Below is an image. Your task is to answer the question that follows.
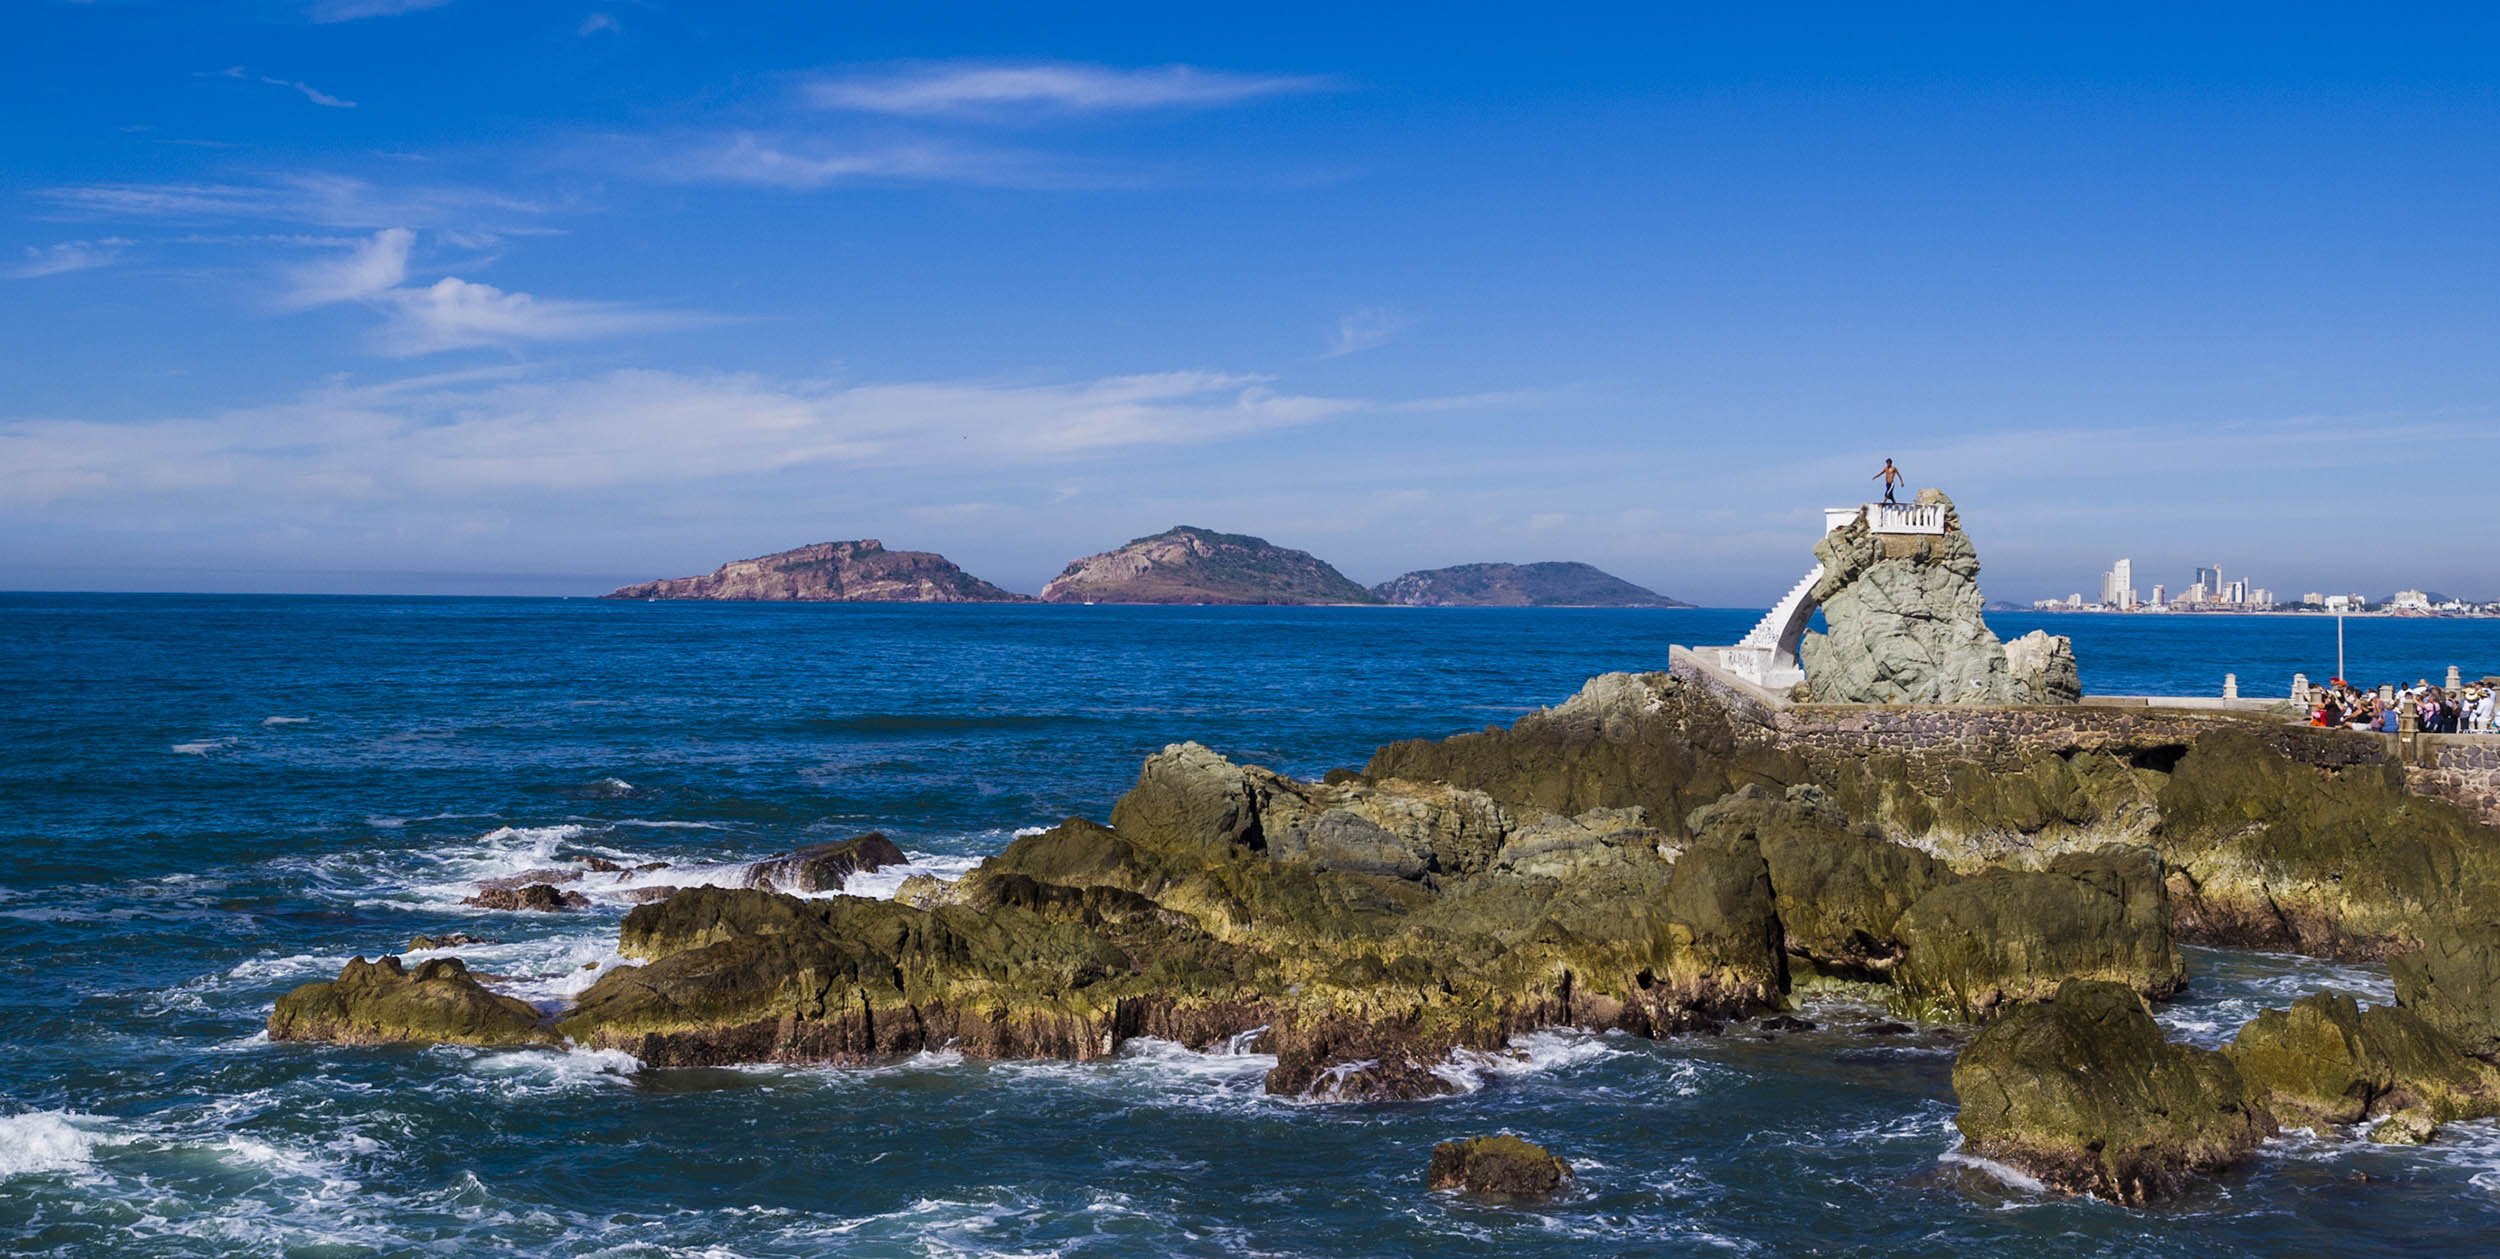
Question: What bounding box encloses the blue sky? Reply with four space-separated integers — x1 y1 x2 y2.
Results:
7 5 2499 602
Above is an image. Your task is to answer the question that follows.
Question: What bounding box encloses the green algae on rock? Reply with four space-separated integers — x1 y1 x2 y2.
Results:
1951 978 2269 1204
2227 990 2500 1141
268 955 552 1048
1426 1134 1574 1198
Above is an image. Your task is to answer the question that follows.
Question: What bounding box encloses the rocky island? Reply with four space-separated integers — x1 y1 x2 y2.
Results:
606 539 1025 603
1038 526 1379 605
273 490 2500 1210
1371 561 1690 607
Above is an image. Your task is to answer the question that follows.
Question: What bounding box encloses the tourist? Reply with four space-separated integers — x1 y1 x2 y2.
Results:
2476 687 2496 734
1873 458 1905 504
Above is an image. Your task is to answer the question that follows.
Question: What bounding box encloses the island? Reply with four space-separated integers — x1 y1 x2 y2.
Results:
605 539 1026 603
1371 561 1691 607
1037 526 1380 605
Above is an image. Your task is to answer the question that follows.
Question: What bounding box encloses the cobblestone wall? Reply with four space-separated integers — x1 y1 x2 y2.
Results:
2410 739 2500 827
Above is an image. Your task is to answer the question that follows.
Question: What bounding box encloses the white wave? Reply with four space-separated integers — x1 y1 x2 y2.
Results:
0 1111 111 1178
216 1135 348 1185
1013 825 1051 838
261 715 311 726
837 852 984 902
460 1045 641 1092
1431 1028 1631 1094
169 739 230 756
1938 1138 2049 1194
607 818 724 830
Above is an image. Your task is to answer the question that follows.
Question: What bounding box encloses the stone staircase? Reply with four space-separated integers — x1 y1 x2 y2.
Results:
1740 564 1825 650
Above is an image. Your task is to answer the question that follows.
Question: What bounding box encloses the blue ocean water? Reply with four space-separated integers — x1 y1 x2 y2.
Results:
5 594 2500 1256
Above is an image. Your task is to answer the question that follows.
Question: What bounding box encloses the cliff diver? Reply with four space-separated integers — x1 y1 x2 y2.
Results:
1874 458 1905 503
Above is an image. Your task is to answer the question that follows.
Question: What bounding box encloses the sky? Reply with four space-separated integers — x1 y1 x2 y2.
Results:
6 5 2500 604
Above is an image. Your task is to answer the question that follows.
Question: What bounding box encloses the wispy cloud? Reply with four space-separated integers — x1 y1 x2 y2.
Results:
578 13 619 35
1325 306 1410 357
680 132 1119 190
279 227 701 354
806 61 1338 118
214 66 356 109
0 367 1362 510
282 227 412 306
309 0 456 21
41 174 545 230
374 277 703 355
10 238 135 279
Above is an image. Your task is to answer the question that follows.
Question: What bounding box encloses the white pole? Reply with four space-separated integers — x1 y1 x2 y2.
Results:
2337 613 2346 682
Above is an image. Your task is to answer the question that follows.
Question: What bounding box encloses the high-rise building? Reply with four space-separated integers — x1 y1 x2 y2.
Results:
2194 564 2223 593
2150 583 2167 606
2102 558 2134 609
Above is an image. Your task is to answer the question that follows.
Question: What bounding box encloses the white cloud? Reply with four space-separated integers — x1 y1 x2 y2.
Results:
10 238 134 279
1325 306 1410 357
277 227 697 353
578 13 619 35
218 66 356 108
309 0 456 21
373 276 702 354
282 227 412 306
806 61 1337 117
0 367 1363 510
42 174 543 230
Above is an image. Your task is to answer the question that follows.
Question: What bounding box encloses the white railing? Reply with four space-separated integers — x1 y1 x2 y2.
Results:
1827 502 1947 535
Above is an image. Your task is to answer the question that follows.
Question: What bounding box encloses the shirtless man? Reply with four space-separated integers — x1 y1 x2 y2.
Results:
1874 458 1905 503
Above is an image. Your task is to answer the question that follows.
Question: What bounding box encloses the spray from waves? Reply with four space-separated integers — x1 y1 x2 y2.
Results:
2156 948 2394 1049
1430 1029 1635 1095
169 739 232 756
0 1111 112 1178
261 716 311 727
1936 1136 2050 1196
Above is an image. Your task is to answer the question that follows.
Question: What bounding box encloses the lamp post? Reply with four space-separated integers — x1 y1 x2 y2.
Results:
2337 612 2346 683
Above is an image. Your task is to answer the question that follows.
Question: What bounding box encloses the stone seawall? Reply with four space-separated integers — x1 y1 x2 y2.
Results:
1667 645 2375 771
2409 738 2500 827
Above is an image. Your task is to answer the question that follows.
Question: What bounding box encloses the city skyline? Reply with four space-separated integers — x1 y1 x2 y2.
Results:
8 10 2500 603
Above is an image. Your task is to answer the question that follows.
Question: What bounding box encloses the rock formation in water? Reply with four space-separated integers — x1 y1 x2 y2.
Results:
1370 562 1691 608
1038 527 1379 605
1426 1135 1573 1198
268 956 552 1048
607 540 1026 602
1950 978 2269 1204
742 833 907 894
2227 990 2500 1143
1797 491 2079 705
264 657 2500 1208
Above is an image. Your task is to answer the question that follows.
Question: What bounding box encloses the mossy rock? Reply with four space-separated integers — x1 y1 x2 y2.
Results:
2391 918 2500 1056
1894 848 2181 1021
268 956 552 1048
1426 1135 1573 1198
2229 990 2500 1137
1952 978 2269 1204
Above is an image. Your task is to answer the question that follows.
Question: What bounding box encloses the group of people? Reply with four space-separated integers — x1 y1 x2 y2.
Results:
2309 678 2498 733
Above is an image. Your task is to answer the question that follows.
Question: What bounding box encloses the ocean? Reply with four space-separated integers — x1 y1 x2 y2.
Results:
5 594 2499 1256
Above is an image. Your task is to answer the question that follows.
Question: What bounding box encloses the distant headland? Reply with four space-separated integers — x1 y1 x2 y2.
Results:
606 527 1689 607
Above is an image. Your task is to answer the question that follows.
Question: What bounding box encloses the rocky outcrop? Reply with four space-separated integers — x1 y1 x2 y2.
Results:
2227 991 2500 1142
743 833 908 894
1039 527 1379 605
268 956 552 1048
1890 848 2182 1021
1951 979 2269 1203
607 540 1026 602
1371 562 1690 608
464 883 590 912
2390 919 2500 1054
2158 729 2500 959
1427 1135 1573 1198
1797 491 2078 705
